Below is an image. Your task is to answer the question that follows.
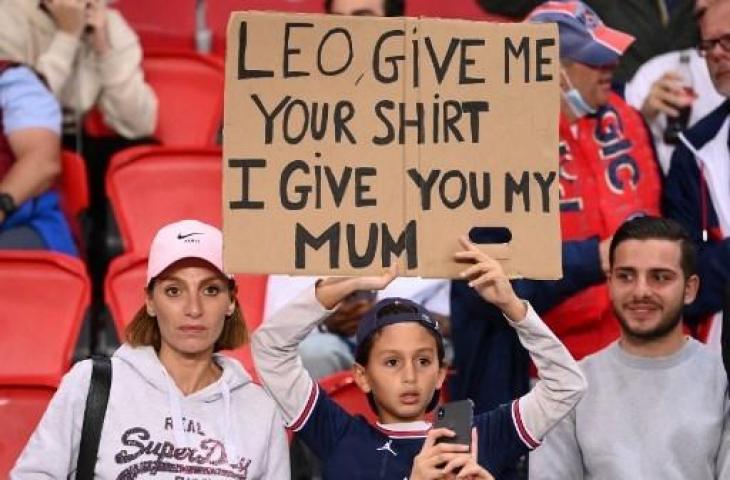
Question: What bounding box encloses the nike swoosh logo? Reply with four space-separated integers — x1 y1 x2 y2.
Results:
177 232 203 239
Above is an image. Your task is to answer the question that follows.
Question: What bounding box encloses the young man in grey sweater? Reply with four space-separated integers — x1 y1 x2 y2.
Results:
530 216 730 479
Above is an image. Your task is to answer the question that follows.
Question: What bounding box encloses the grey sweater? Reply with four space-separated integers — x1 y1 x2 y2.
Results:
529 339 730 480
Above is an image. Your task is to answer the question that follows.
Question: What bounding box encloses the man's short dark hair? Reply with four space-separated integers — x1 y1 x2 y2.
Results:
609 216 698 277
324 0 405 16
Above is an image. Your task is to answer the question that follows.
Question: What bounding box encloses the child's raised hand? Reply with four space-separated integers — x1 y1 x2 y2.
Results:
454 236 526 321
314 264 397 309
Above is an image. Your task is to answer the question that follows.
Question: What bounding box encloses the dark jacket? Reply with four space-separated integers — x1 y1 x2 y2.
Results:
663 100 730 321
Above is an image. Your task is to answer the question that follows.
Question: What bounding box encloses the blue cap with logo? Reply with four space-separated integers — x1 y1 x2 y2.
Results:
355 297 443 358
527 1 635 67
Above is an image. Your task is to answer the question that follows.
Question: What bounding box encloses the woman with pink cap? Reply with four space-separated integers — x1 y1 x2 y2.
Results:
12 219 289 479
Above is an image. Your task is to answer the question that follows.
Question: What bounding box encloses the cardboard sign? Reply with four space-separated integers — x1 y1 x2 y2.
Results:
223 12 561 279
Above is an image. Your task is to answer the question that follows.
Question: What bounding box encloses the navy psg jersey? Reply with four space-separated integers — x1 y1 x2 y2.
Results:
291 383 535 479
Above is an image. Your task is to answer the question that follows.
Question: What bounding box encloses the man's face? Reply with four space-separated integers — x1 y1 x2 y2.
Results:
701 1 730 97
329 0 385 16
562 61 616 111
609 239 698 342
695 0 711 16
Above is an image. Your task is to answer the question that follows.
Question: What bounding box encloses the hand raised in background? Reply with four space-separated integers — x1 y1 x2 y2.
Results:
85 0 111 55
43 0 86 37
640 71 695 121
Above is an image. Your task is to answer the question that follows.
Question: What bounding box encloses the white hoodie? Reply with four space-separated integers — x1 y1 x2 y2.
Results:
11 344 289 479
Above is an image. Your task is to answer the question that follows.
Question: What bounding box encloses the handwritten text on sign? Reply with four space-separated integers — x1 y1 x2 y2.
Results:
223 13 561 279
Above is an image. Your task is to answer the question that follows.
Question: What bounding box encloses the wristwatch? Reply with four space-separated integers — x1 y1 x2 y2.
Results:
0 192 17 218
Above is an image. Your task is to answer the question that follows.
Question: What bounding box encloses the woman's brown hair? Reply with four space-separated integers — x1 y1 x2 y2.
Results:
125 278 248 351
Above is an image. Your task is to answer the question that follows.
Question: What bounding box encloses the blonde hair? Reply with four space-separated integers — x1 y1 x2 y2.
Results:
125 280 248 351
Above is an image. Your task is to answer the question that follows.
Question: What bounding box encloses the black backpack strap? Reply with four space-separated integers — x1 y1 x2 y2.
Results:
76 356 112 480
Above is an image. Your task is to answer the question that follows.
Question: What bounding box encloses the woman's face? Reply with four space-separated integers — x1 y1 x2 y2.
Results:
146 258 234 359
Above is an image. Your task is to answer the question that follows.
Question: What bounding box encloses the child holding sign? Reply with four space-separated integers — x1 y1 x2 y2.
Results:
252 237 586 479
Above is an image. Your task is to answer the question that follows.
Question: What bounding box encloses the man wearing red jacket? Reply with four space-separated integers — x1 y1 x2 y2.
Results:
540 0 663 360
450 1 663 429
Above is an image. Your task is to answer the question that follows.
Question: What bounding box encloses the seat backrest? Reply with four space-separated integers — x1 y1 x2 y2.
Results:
83 50 223 143
105 253 268 374
0 252 90 388
144 50 224 146
319 371 379 424
59 150 89 219
106 145 222 254
114 0 197 51
319 369 452 425
58 150 89 249
0 387 56 478
105 254 147 337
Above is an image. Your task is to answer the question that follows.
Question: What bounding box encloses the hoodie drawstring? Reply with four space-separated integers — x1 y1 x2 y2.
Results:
220 380 239 463
162 369 190 448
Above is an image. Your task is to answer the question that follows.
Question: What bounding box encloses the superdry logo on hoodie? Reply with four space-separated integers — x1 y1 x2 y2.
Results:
114 427 252 479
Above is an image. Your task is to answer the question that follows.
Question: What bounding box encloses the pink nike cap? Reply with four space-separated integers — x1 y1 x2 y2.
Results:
146 219 225 286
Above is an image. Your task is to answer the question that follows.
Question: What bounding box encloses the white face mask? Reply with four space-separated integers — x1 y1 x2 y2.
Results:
560 69 597 118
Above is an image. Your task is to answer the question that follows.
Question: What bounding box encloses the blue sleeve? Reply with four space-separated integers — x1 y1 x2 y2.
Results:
663 142 730 319
294 383 357 462
512 238 604 314
0 66 60 135
475 402 530 475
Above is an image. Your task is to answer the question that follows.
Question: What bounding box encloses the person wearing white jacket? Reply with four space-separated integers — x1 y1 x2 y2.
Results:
12 219 289 479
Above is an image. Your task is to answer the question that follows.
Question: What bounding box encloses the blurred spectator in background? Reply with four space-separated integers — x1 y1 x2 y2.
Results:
0 0 157 140
625 0 725 174
0 0 159 319
664 0 730 349
325 0 404 16
0 61 76 256
530 216 730 479
450 0 661 425
474 0 699 84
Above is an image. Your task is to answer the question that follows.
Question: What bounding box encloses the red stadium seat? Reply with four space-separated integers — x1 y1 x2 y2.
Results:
221 273 268 376
114 0 197 51
143 50 224 146
0 251 90 388
0 388 55 477
106 146 222 254
208 0 324 56
105 253 268 375
59 150 89 220
58 150 89 249
319 370 379 424
105 254 147 335
84 51 224 146
319 369 452 425
0 251 90 476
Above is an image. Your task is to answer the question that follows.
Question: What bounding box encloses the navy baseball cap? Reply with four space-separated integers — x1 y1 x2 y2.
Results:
527 1 635 67
355 297 443 358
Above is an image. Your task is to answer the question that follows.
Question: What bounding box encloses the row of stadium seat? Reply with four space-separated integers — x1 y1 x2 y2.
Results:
84 50 224 147
114 0 510 54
